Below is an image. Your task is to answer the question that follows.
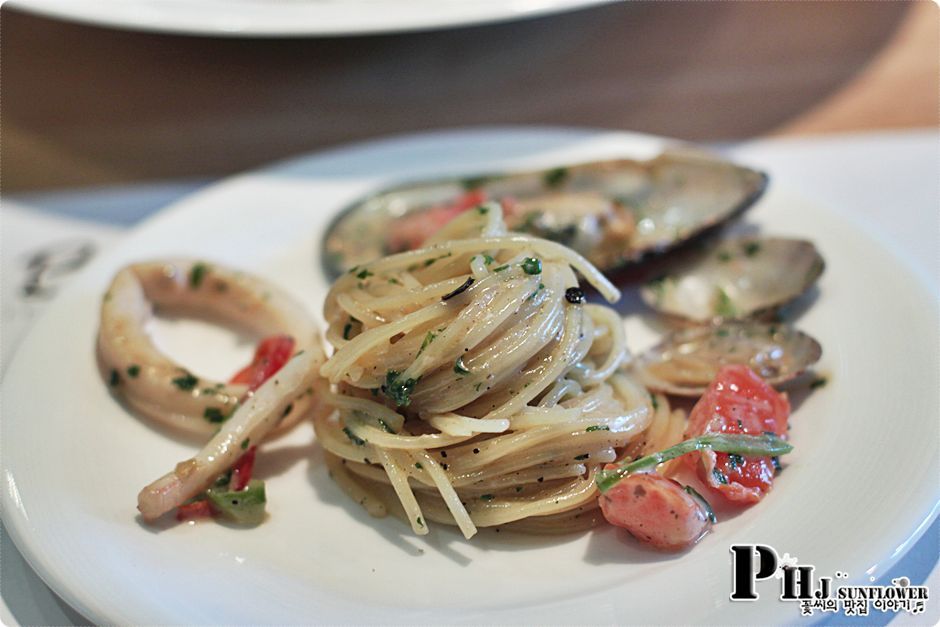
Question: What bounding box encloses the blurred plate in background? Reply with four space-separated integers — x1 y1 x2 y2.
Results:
8 0 617 36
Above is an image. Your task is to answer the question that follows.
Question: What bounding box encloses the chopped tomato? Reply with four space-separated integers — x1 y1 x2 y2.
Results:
176 499 214 521
684 364 790 504
386 190 487 253
230 335 295 392
229 446 257 491
599 470 712 551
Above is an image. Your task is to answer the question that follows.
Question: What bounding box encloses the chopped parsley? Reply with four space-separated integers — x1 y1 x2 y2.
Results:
493 264 510 273
342 317 359 340
203 407 228 423
717 251 733 262
419 331 437 354
714 287 737 318
684 486 717 523
476 204 490 215
189 263 209 289
650 393 659 410
342 426 366 446
453 356 471 375
416 516 425 527
520 210 542 232
645 275 669 301
172 372 199 391
482 254 495 266
810 376 828 389
415 462 424 470
521 257 542 275
712 468 729 485
422 253 452 268
377 418 396 434
480 494 495 502
109 369 121 387
743 241 762 257
382 370 419 407
526 282 546 301
585 425 610 432
356 268 373 280
241 438 250 450
126 364 141 378
461 176 488 190
727 453 744 471
544 167 569 188
716 328 730 338
574 453 590 461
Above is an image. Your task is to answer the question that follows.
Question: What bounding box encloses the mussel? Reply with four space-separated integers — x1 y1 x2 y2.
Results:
321 149 767 278
635 322 822 396
640 236 824 324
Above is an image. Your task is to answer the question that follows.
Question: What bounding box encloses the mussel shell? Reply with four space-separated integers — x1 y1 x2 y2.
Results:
640 236 824 324
635 322 823 397
320 149 767 279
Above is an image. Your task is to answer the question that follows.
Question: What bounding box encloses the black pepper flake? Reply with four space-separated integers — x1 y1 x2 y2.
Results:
441 463 449 471
473 448 480 454
537 476 544 483
109 369 121 386
126 365 140 378
281 403 294 417
442 276 474 301
440 450 448 458
564 287 585 304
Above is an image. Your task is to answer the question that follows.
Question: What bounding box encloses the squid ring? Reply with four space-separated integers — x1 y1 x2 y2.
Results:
98 260 323 438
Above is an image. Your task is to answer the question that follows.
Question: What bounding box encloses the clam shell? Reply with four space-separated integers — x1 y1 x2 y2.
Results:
321 149 767 278
640 236 824 324
635 322 823 397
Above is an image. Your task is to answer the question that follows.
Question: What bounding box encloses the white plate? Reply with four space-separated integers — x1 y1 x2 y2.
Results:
2 128 938 625
9 0 615 36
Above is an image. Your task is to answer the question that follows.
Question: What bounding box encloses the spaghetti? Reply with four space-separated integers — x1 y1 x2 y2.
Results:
316 203 656 538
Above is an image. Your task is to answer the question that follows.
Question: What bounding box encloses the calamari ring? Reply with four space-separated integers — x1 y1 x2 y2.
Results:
98 260 323 438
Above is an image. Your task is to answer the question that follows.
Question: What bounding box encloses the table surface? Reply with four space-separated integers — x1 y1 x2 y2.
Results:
2 1 937 191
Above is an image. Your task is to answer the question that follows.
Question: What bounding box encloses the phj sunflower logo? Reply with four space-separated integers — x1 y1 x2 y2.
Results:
729 544 929 617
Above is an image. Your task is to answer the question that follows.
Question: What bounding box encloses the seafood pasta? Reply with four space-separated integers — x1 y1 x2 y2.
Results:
317 203 658 538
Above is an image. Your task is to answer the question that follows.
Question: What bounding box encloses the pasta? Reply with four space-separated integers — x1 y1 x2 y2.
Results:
316 203 656 538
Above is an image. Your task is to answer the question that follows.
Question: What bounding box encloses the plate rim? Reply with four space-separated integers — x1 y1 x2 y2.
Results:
8 0 619 37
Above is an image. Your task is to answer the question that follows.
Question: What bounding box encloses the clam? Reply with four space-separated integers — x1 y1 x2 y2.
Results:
640 236 824 324
635 322 822 396
321 149 767 278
